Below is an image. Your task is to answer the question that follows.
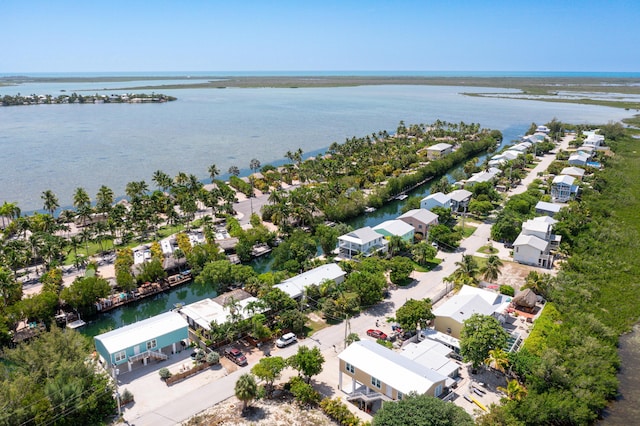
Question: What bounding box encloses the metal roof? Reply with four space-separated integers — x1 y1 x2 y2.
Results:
513 234 549 251
275 263 345 299
398 208 439 225
94 311 188 355
373 220 414 237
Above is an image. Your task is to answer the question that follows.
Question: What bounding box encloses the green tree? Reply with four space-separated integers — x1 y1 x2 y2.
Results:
460 314 509 369
342 270 386 307
388 256 415 285
372 393 474 426
251 356 286 395
411 242 437 266
484 348 510 374
395 298 434 331
287 345 325 383
234 373 258 412
41 189 59 216
480 255 503 282
60 276 110 314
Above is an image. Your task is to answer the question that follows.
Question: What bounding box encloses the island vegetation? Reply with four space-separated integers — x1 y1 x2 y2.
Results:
1 92 176 106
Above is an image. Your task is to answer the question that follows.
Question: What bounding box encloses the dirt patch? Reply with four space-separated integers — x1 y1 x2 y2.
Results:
492 261 538 291
182 396 334 426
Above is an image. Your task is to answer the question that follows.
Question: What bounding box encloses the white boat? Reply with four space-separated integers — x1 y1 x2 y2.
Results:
364 207 377 213
395 194 408 201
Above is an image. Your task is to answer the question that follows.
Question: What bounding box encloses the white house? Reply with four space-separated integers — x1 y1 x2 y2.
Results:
568 151 590 166
425 143 453 160
448 189 473 212
535 201 562 217
432 285 510 339
397 208 439 238
275 263 346 300
338 227 389 260
465 168 501 187
583 131 605 148
401 339 461 379
420 192 451 211
179 290 265 332
560 166 585 180
536 125 550 134
373 220 415 242
522 216 561 249
551 175 578 202
338 340 449 403
513 234 553 268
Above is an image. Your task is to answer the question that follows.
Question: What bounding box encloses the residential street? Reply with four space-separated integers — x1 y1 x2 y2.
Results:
126 135 574 425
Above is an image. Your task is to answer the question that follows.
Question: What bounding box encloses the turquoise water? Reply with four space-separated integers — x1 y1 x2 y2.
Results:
0 82 631 212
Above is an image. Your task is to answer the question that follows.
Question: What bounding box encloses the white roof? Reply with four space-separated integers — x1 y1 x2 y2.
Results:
339 226 382 244
275 263 345 299
423 192 450 205
180 296 263 330
427 143 453 151
433 285 508 324
522 218 551 235
535 201 562 213
398 208 439 225
95 311 188 354
401 339 459 378
513 234 549 251
338 340 447 394
466 170 498 184
503 150 521 160
569 152 590 161
532 215 558 225
561 166 585 177
458 284 502 305
420 329 460 350
448 189 472 202
552 175 576 186
373 220 414 237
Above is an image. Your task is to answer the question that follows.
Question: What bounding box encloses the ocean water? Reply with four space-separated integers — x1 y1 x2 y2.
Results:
0 80 632 212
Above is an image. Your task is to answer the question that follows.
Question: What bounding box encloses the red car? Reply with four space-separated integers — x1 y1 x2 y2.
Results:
224 347 248 366
367 329 388 340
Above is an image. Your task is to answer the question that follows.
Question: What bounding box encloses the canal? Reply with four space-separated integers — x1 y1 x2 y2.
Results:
81 124 526 338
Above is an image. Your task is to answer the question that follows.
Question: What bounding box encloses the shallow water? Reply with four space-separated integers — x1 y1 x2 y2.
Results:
0 83 630 212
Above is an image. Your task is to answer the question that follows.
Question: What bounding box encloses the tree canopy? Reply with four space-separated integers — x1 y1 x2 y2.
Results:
372 393 474 426
460 314 509 369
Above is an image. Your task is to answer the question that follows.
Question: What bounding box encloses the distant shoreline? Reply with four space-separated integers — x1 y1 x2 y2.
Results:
3 75 639 109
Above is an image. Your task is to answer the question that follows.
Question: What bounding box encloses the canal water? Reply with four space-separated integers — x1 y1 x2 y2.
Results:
81 124 524 338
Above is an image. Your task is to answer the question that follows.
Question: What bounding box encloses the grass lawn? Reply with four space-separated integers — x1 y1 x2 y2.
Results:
477 244 499 255
305 313 331 336
455 224 477 238
411 258 442 272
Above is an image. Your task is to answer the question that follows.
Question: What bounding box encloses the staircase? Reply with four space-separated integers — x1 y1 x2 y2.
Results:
346 391 390 403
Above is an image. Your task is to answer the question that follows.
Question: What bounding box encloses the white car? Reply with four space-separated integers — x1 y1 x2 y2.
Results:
276 332 297 348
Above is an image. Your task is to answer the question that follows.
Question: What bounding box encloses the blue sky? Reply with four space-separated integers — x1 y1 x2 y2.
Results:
3 0 639 73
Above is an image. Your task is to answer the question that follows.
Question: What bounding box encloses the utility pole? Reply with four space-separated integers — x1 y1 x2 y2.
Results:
112 366 121 418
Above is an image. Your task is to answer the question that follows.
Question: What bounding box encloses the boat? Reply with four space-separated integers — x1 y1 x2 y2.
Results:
395 194 408 201
364 207 377 213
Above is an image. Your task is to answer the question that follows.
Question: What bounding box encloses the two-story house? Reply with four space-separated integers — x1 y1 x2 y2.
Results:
337 226 389 260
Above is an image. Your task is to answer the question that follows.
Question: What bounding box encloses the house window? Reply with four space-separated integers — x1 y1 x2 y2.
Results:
418 224 423 229
397 391 404 400
114 350 126 362
371 377 381 388
434 384 443 397
345 363 355 374
146 339 157 350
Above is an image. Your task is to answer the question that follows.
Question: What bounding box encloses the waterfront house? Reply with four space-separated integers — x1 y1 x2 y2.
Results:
522 216 561 249
551 175 578 202
583 131 605 148
536 125 550 134
94 311 189 372
432 285 510 339
338 340 449 406
373 219 415 242
448 189 473 212
465 168 501 188
338 227 389 260
274 263 346 300
397 208 439 239
425 143 453 160
420 192 451 211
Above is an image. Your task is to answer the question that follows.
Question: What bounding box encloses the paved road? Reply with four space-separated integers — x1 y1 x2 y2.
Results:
126 136 575 424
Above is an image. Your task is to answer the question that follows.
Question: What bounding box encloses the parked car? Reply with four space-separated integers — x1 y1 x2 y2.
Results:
224 347 248 366
366 329 388 340
276 332 297 348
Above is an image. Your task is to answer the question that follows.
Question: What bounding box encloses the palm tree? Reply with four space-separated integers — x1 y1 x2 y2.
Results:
41 189 59 217
0 201 21 228
208 163 220 182
228 165 240 177
95 185 114 215
235 373 258 412
387 235 406 257
73 187 91 211
484 348 509 374
497 379 527 401
480 255 504 282
152 169 173 192
249 159 261 215
452 254 479 287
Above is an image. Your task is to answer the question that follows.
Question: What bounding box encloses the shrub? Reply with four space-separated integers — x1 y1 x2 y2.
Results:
206 351 220 365
159 368 172 380
500 285 515 296
320 397 362 426
120 388 134 404
289 376 321 406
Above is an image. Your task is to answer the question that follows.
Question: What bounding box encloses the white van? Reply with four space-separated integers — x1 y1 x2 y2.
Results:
276 332 297 348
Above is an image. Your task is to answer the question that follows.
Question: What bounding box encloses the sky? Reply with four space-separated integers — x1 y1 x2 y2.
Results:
2 0 639 73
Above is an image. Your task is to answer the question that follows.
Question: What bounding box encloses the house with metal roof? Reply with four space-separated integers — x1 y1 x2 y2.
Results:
420 192 451 211
465 168 501 187
560 166 585 180
275 263 345 300
513 234 552 268
551 174 578 202
373 219 415 242
397 208 439 238
94 311 189 372
535 201 562 217
432 285 510 339
338 340 449 405
448 189 473 212
401 339 461 380
522 216 561 249
179 290 264 332
337 227 389 260
425 143 453 160
568 151 591 166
